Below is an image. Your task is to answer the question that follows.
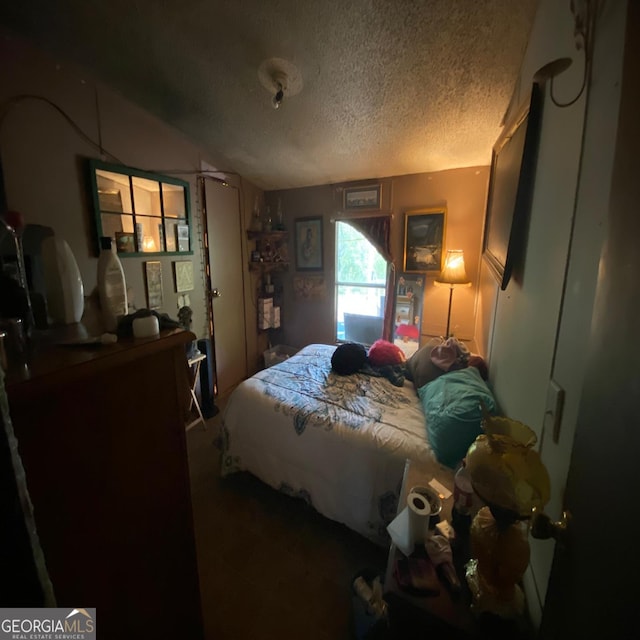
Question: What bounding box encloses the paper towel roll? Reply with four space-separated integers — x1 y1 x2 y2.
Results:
387 489 439 555
407 491 432 545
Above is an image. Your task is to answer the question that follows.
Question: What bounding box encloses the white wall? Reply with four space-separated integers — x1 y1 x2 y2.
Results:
0 29 235 338
477 0 627 623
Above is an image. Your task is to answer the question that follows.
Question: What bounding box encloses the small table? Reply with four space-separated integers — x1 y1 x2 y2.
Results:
186 352 207 431
383 460 532 639
384 459 476 638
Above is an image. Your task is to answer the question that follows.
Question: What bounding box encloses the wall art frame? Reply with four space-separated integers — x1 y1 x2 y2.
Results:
482 82 543 290
294 217 323 271
343 184 382 211
403 207 446 274
174 260 194 293
144 260 163 309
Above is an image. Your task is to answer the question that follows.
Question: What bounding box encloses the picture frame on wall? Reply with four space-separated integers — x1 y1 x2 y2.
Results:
174 260 194 293
343 184 382 211
294 217 323 271
403 207 446 273
144 260 163 309
483 83 543 290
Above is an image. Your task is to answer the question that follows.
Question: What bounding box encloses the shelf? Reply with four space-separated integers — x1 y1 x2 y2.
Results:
248 261 289 272
247 230 288 240
247 229 289 269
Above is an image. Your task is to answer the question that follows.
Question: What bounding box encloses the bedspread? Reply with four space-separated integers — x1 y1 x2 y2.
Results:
221 343 451 545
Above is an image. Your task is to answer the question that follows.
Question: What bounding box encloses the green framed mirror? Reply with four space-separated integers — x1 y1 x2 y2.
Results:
88 159 192 257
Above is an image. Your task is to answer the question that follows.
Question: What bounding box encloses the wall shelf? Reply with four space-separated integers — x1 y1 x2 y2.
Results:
248 261 289 272
247 229 289 272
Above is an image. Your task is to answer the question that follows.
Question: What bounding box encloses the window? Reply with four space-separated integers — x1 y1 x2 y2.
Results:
88 159 191 256
335 221 387 342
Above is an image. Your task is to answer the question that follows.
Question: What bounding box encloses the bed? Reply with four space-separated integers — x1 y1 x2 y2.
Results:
221 343 456 546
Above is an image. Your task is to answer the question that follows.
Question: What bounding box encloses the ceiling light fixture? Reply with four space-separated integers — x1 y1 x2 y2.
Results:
271 72 286 110
258 57 303 111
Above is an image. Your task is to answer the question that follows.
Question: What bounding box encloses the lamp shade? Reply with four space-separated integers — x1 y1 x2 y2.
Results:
436 249 470 285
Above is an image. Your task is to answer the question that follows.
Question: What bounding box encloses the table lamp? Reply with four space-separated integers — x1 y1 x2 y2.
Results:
435 249 471 337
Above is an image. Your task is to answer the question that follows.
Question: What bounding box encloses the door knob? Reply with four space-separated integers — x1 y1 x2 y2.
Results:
530 507 572 545
210 288 221 298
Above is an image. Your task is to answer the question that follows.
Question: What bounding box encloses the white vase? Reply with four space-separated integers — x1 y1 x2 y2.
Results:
41 236 85 325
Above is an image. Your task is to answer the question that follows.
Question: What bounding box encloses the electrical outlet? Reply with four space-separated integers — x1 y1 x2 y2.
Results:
544 379 565 444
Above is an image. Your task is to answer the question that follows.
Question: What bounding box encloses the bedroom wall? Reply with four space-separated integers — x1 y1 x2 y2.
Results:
476 0 628 623
265 166 489 354
0 29 260 342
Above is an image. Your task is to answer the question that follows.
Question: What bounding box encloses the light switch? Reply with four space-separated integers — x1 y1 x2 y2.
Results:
544 379 565 444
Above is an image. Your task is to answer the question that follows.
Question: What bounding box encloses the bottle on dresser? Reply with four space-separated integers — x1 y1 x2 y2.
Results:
97 236 128 332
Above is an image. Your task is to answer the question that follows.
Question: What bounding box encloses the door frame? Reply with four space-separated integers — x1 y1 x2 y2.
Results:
199 175 249 397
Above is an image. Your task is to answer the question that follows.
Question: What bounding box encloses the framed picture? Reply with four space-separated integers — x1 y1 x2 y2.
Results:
174 260 194 292
176 224 190 252
343 184 382 211
295 217 323 271
483 83 543 290
403 207 446 274
144 261 163 309
115 231 135 253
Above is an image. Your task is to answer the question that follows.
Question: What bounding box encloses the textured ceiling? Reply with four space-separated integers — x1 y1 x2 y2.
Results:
1 0 538 190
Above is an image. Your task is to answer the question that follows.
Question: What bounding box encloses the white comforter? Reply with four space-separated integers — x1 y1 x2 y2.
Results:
221 343 448 545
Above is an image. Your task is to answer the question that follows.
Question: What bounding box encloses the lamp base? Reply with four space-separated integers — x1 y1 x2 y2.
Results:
465 559 525 619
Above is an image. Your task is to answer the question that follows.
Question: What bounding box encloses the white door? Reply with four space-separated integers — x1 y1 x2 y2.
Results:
203 178 247 397
539 9 636 633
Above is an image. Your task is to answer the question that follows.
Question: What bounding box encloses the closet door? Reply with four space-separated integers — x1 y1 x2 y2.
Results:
203 178 247 396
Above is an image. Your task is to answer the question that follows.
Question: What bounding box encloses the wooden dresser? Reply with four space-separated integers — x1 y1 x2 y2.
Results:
5 328 204 639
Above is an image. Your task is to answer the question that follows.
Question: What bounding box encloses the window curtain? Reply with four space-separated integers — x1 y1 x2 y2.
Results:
342 216 395 341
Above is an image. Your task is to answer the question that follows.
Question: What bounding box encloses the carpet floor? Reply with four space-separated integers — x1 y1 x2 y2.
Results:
186 397 388 640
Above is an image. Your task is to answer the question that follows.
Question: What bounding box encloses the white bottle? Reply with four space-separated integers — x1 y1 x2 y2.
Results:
97 236 128 332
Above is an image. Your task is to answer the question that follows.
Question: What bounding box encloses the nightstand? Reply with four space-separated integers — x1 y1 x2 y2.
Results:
383 460 531 639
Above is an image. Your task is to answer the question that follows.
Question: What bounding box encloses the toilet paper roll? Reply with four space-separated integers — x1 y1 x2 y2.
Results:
132 314 160 338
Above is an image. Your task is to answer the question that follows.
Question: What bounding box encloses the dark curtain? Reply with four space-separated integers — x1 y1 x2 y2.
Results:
342 216 395 341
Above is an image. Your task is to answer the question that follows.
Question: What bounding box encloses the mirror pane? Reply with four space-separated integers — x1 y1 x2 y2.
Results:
132 177 162 217
134 216 162 252
162 183 186 218
393 273 425 358
101 212 131 241
96 170 132 213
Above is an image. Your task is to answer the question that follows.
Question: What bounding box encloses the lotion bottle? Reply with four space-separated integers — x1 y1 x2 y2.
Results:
97 236 128 332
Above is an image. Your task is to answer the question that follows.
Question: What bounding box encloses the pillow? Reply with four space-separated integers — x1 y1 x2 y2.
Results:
418 366 497 469
430 337 470 372
405 337 445 390
368 339 406 367
331 342 367 375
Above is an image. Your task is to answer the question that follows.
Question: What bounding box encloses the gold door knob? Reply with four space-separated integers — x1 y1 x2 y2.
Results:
530 507 572 545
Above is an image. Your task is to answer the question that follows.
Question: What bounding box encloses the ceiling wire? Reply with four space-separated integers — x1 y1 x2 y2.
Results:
0 94 242 182
0 94 124 164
